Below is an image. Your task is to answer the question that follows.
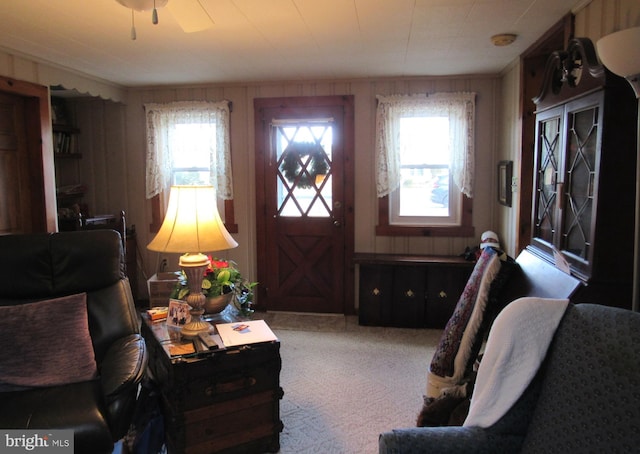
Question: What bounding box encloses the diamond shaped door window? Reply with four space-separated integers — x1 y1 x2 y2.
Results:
275 123 333 217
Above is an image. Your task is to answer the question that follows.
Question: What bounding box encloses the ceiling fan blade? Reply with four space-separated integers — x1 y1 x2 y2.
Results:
167 0 214 33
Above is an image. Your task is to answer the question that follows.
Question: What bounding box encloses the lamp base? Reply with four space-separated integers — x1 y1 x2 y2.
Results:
178 253 211 338
181 315 212 338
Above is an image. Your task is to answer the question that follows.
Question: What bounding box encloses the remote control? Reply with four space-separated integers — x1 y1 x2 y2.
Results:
198 331 222 350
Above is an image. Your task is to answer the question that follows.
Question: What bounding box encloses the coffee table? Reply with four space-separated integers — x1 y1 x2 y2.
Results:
140 309 283 454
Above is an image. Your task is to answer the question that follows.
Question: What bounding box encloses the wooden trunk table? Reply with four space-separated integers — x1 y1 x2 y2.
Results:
141 313 283 454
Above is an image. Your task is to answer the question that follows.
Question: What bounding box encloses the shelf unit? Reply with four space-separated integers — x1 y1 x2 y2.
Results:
51 97 86 224
52 123 81 157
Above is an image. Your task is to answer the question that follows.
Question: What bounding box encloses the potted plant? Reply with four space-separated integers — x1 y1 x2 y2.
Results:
171 256 257 316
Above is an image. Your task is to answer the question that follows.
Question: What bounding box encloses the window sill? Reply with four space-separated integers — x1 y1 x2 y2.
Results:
375 224 475 237
376 194 474 237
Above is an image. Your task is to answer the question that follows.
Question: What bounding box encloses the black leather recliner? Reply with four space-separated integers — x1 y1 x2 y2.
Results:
0 230 147 454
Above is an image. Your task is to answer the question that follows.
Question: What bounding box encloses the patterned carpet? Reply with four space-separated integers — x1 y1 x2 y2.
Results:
261 313 442 454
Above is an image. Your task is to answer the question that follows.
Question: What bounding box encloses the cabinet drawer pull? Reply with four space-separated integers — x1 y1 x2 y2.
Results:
405 289 415 298
372 287 380 296
439 290 447 298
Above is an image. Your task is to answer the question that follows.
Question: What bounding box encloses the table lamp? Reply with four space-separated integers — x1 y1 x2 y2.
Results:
148 185 238 337
597 27 640 312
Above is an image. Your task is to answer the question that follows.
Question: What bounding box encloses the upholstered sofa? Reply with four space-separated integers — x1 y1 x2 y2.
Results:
0 230 147 454
379 301 640 453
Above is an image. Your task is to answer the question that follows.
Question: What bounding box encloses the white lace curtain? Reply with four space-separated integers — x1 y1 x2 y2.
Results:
144 100 233 200
375 92 476 198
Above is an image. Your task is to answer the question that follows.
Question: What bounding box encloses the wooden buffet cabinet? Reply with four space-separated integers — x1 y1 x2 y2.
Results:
530 38 638 309
355 253 474 328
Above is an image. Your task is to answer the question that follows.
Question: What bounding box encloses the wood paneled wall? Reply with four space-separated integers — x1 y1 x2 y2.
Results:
124 76 501 298
2 0 638 305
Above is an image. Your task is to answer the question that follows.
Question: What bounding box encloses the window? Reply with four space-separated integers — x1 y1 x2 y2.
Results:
144 100 236 231
170 123 217 185
375 93 475 236
390 116 458 224
274 120 333 218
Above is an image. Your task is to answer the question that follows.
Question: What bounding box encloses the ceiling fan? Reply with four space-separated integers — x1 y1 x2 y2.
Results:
116 0 214 39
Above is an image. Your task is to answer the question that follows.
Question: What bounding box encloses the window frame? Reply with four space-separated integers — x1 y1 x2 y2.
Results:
376 194 473 236
145 101 237 233
375 92 475 237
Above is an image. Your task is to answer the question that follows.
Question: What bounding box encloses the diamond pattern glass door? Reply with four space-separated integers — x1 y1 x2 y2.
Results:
275 122 333 218
562 105 598 260
534 110 562 245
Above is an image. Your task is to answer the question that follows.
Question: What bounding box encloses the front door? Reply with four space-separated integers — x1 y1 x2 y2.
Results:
254 96 354 313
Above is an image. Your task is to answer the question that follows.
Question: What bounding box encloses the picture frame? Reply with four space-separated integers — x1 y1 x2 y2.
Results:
167 299 192 328
498 160 513 207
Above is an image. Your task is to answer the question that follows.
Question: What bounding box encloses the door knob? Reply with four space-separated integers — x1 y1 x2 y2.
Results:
333 220 341 227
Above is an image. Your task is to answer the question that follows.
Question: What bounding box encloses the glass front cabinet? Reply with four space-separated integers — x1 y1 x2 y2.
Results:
530 38 638 309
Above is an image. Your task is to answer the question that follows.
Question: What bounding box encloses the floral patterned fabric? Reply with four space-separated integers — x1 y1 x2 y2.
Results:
426 247 501 398
144 100 233 200
375 92 476 198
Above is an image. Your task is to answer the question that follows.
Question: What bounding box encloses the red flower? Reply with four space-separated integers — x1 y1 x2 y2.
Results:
203 256 229 277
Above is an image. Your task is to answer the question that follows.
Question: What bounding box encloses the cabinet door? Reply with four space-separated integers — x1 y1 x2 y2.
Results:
425 265 471 328
531 105 564 256
358 265 393 326
531 92 604 280
559 93 602 278
391 266 425 328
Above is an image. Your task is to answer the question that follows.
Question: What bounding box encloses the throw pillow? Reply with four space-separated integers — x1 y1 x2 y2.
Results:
0 293 98 391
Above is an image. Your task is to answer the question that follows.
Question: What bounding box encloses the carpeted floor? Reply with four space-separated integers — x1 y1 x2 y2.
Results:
261 312 442 454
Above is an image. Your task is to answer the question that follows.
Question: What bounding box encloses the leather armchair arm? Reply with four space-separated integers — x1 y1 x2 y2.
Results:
99 334 148 439
100 334 147 399
379 426 523 454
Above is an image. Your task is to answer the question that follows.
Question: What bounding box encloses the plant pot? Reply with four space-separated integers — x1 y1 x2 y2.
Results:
204 292 233 314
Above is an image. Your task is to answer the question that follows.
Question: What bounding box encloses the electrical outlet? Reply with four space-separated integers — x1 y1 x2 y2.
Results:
511 176 518 193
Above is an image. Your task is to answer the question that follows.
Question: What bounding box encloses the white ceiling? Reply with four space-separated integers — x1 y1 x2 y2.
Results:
0 0 581 88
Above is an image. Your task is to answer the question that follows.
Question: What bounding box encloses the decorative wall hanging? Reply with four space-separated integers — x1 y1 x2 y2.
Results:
498 160 512 207
279 142 329 189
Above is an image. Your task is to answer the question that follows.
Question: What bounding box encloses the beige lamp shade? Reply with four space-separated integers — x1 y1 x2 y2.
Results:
596 27 640 98
147 185 238 256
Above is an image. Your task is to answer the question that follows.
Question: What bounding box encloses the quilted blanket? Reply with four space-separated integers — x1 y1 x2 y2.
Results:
426 247 502 398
